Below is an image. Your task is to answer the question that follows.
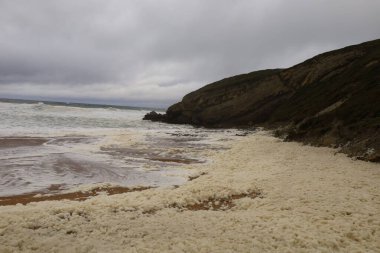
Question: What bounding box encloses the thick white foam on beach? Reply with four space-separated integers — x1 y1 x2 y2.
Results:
0 132 379 252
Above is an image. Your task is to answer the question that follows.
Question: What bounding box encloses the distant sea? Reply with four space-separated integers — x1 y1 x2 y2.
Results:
0 98 162 135
0 98 238 197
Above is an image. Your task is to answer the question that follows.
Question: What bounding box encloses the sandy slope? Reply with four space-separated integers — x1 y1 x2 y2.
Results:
0 132 379 253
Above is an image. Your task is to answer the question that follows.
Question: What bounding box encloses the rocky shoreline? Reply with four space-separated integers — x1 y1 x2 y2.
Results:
144 39 380 162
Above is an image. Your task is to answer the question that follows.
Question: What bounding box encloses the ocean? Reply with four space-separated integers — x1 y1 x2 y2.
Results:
0 99 241 197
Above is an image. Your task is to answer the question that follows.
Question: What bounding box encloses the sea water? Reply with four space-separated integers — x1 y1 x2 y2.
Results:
0 99 241 196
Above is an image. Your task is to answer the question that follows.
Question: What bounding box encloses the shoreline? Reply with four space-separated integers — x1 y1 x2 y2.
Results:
0 129 222 197
1 132 379 252
0 186 150 206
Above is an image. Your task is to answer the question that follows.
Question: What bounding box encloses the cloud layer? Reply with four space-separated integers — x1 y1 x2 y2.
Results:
1 0 380 107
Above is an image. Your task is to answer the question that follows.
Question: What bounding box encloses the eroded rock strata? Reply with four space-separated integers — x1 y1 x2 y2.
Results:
144 39 380 161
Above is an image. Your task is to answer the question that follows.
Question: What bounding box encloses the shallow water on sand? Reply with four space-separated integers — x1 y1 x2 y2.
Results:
0 101 245 196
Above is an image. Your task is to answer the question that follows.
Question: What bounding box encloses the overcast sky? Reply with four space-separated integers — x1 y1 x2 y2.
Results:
0 0 379 107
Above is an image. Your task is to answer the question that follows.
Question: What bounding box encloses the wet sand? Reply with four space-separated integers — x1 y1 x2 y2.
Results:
0 130 222 197
0 186 150 206
0 137 48 148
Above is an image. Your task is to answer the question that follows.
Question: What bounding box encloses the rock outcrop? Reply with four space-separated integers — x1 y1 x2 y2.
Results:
143 111 167 122
144 39 380 161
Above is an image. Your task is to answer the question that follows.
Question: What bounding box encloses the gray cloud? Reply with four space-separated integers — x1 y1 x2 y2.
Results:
0 0 379 107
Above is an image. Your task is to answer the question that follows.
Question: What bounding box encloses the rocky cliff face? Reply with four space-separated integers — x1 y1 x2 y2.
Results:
145 39 380 161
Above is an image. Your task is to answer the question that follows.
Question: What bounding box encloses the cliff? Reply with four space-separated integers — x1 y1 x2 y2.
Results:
144 39 380 161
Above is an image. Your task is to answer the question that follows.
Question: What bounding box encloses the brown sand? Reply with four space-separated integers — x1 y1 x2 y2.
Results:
149 156 201 164
0 186 150 206
0 137 48 148
171 190 262 211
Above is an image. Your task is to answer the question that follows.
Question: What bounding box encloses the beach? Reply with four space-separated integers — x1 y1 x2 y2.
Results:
1 132 379 252
1 2 379 252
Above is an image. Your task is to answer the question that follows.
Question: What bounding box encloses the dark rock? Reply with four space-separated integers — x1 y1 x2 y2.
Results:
144 39 380 162
143 111 167 122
